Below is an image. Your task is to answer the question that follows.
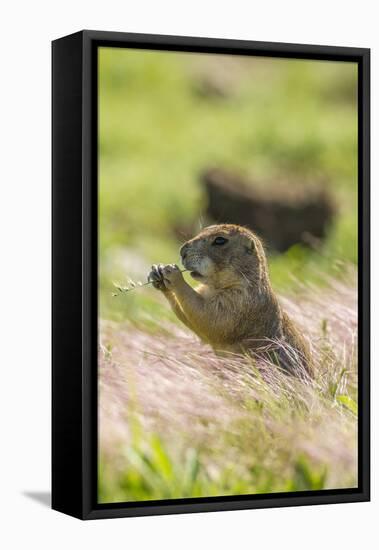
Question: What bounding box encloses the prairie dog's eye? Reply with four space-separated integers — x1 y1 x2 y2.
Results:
212 236 228 246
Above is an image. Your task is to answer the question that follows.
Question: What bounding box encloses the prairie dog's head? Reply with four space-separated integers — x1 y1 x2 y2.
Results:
180 224 269 289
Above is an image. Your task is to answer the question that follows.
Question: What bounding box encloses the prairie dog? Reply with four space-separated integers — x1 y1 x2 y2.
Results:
149 224 311 374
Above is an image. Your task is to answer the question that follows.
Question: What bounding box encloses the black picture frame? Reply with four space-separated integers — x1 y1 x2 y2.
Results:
52 30 370 520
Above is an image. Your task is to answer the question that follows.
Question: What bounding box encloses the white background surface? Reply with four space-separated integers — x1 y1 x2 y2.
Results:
0 1 376 548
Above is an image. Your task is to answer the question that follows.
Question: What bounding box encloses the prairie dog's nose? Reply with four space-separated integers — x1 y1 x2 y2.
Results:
180 243 189 260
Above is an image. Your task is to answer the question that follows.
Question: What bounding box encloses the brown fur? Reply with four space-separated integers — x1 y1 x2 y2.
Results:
149 224 312 375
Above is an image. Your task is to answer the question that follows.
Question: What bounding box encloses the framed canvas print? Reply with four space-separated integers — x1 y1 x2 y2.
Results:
52 30 370 520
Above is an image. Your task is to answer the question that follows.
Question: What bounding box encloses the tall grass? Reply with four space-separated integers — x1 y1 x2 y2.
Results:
98 276 357 503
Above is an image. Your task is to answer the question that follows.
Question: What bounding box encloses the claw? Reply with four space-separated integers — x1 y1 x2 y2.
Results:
149 264 166 290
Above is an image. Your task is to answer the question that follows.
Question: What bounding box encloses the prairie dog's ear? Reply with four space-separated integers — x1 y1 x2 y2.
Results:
244 235 256 254
249 234 266 264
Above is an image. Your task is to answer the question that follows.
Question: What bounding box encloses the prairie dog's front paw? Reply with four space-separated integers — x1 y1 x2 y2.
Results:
159 264 184 290
148 264 167 291
148 263 184 291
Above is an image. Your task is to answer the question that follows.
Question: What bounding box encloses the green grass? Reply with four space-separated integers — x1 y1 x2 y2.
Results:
99 434 330 502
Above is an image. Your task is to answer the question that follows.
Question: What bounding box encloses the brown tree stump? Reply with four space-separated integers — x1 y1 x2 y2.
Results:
199 168 336 253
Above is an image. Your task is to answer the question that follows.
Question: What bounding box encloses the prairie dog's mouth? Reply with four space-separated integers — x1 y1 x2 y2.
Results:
182 256 209 281
182 258 203 279
190 270 204 280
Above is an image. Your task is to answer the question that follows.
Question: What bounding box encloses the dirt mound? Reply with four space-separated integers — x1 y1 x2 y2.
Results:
200 168 336 252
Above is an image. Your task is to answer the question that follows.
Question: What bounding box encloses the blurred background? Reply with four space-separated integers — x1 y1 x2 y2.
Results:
99 47 358 323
